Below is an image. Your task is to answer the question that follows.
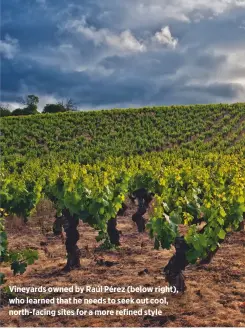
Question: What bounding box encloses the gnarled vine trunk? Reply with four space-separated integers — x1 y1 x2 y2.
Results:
199 248 219 265
132 212 146 232
117 203 128 216
239 219 245 231
62 209 81 271
107 218 120 246
131 188 154 233
106 204 127 246
53 215 63 236
163 237 189 292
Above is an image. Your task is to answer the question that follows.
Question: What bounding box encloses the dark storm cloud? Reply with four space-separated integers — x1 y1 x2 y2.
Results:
1 0 245 110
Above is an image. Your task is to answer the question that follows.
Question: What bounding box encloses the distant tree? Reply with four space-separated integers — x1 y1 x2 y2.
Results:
65 98 77 111
25 95 39 107
0 95 40 117
42 103 67 114
0 104 11 117
13 108 32 116
42 99 77 114
23 95 39 114
25 104 38 115
12 108 26 116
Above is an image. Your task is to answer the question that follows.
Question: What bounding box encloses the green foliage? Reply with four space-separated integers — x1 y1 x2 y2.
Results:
1 151 244 264
1 103 244 165
97 236 117 250
24 95 39 107
43 103 67 114
9 249 38 275
6 95 39 117
12 108 26 116
0 103 244 273
0 214 38 284
42 99 77 114
0 105 11 117
25 104 38 115
23 95 39 115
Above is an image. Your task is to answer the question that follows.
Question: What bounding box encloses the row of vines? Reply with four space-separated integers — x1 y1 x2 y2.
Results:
1 103 244 170
1 149 244 289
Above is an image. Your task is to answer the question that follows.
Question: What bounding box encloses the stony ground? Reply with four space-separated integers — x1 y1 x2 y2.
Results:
1 202 245 327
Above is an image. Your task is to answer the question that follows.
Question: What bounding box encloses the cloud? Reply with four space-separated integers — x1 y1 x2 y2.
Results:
0 34 19 59
153 26 178 48
0 101 23 111
1 0 245 109
64 19 147 54
136 0 245 22
92 0 245 31
37 94 61 110
64 19 178 54
106 30 146 53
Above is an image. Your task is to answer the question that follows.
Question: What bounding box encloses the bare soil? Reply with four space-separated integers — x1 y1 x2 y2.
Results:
1 203 245 327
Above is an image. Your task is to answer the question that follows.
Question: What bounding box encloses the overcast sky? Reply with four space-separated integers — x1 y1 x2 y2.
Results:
1 0 245 110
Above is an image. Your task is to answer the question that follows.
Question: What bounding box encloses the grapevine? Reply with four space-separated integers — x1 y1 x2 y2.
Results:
0 103 244 290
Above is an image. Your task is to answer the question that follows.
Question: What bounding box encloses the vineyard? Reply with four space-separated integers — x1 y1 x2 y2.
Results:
0 103 245 327
1 103 244 166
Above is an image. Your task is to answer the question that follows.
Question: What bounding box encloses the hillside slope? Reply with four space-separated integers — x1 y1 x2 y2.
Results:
1 103 244 167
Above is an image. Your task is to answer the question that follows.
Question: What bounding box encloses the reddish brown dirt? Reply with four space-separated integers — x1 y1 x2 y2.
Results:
1 204 245 327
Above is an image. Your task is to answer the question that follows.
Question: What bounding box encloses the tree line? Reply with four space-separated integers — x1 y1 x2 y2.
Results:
0 95 77 117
